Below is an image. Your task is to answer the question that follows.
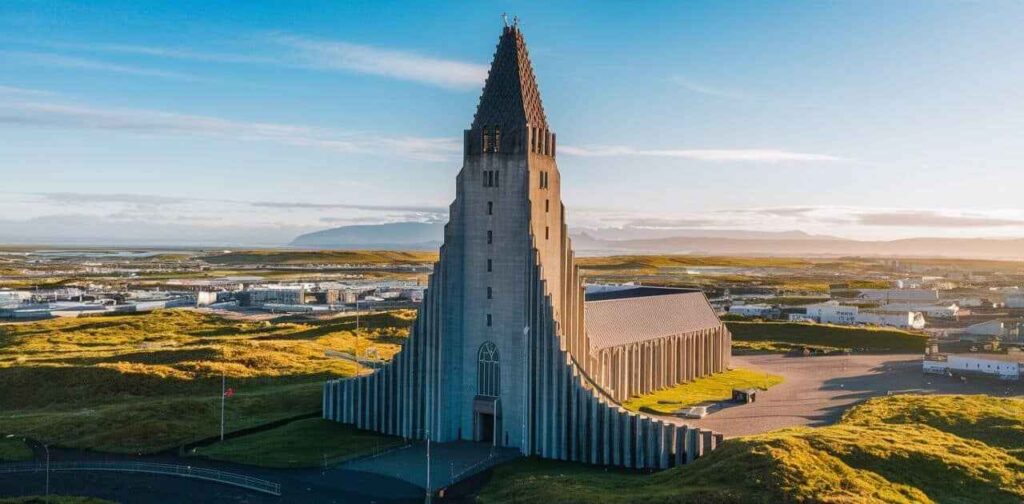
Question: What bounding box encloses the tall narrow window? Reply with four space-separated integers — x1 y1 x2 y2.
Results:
487 201 493 215
487 259 492 272
487 230 493 244
545 226 550 240
486 314 492 326
477 342 500 397
493 126 501 153
495 170 499 187
545 199 549 213
487 286 492 299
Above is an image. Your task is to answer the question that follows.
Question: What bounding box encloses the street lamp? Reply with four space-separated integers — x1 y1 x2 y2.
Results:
43 442 50 499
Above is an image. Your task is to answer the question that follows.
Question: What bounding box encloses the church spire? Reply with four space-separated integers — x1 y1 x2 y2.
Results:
471 23 548 131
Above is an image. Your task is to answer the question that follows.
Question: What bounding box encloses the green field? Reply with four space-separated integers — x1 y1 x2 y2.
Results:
0 437 32 462
727 321 929 354
623 369 783 415
202 250 437 266
476 394 1024 503
191 418 404 468
0 309 412 453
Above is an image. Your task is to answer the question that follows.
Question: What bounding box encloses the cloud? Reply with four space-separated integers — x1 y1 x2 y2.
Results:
856 211 1024 228
670 77 748 100
271 35 488 90
0 99 461 161
252 201 446 214
0 85 54 96
18 36 488 90
621 217 716 229
558 145 844 162
38 41 275 64
0 51 206 82
38 192 188 205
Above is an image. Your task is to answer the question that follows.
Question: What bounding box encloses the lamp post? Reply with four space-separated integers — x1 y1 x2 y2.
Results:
220 373 226 441
43 442 50 499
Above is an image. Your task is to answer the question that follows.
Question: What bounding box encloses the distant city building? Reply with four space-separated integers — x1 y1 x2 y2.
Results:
924 350 1023 380
323 24 729 470
237 287 305 307
879 302 959 319
856 310 926 330
803 301 858 325
728 304 776 318
1004 294 1024 309
858 289 939 303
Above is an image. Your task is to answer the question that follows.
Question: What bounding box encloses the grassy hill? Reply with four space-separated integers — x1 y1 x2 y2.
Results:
476 394 1024 503
727 321 929 354
623 368 783 415
202 250 437 266
0 309 412 453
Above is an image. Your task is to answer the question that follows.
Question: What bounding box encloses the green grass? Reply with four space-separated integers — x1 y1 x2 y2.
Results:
202 250 437 266
0 309 413 453
477 395 1024 504
0 498 116 504
0 436 32 462
731 339 845 355
727 321 928 354
191 418 404 468
623 369 783 415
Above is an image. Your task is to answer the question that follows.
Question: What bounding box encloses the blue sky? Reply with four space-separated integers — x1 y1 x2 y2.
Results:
2 0 1024 245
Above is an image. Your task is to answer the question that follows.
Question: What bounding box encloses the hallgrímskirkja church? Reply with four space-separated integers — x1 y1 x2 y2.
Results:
323 23 731 469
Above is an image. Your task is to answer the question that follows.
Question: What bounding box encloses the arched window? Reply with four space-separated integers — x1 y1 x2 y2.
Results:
478 341 500 397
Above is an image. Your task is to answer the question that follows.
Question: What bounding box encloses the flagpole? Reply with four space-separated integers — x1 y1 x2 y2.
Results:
220 372 226 442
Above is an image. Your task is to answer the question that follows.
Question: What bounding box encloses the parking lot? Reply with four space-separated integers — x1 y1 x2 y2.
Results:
674 353 1024 437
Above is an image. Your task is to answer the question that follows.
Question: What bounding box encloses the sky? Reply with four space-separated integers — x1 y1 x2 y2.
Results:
2 0 1024 246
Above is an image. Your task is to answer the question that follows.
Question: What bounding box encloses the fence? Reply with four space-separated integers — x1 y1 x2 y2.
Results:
0 461 281 496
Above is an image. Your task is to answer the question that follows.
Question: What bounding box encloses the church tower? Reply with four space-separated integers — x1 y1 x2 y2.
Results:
324 22 723 469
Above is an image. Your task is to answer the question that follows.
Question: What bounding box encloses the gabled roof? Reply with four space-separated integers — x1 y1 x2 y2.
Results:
585 290 723 350
471 25 548 130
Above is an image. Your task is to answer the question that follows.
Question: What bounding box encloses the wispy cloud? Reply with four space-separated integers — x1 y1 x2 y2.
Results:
559 145 844 162
670 76 748 100
270 35 488 90
0 85 54 96
252 201 446 214
38 41 275 64
856 210 1024 228
1 51 206 82
0 99 460 161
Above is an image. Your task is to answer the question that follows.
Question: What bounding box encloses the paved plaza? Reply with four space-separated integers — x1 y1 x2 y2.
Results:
666 353 1024 437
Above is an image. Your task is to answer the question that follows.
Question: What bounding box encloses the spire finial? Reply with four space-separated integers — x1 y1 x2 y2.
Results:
502 12 509 28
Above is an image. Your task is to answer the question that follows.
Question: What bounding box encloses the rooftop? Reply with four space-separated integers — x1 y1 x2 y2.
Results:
585 288 723 350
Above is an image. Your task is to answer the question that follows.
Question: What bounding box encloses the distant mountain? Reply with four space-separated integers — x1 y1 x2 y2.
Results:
290 222 1024 260
289 222 444 250
572 234 1024 260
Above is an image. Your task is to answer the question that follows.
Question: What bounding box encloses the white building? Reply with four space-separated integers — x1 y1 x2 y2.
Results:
928 352 1024 380
856 310 926 330
879 302 959 319
1005 294 1024 309
728 304 775 318
859 289 939 303
804 301 858 325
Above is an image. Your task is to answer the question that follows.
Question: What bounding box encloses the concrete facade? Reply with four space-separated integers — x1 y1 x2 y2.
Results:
323 24 728 469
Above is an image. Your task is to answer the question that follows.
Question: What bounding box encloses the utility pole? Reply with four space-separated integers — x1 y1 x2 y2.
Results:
220 373 226 441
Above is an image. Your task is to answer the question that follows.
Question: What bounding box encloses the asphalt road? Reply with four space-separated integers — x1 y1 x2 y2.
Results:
670 353 1024 437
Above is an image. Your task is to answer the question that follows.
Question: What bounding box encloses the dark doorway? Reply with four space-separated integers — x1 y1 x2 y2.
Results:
479 413 495 444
